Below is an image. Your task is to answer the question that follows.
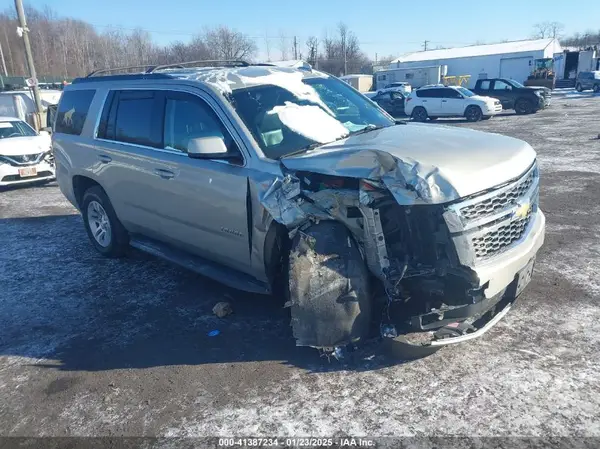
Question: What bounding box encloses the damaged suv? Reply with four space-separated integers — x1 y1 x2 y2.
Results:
53 62 545 353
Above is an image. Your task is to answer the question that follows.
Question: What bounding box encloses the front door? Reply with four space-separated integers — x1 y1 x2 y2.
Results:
440 88 465 115
146 90 252 274
490 79 515 109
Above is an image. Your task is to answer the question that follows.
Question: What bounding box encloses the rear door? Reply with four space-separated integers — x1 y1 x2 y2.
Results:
440 88 465 115
417 89 442 115
490 79 515 109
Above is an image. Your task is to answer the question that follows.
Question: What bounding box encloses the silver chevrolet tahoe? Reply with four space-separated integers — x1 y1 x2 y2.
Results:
53 61 545 353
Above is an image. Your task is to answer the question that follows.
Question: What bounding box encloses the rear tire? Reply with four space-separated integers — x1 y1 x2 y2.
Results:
287 222 372 349
515 98 533 115
594 84 600 93
411 106 428 122
465 105 483 122
576 83 583 92
82 186 129 257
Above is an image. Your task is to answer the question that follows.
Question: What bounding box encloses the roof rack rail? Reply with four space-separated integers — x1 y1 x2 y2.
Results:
87 65 157 77
146 60 250 73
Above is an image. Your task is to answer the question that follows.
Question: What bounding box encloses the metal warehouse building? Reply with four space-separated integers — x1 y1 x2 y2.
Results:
385 38 562 88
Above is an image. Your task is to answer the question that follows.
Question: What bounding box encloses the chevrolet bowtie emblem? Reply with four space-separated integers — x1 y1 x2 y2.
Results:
514 202 531 219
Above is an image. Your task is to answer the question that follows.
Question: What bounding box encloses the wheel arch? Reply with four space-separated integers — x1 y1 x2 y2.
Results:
72 175 103 210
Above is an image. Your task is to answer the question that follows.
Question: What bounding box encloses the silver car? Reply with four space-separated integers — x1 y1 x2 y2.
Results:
53 62 545 354
575 71 600 93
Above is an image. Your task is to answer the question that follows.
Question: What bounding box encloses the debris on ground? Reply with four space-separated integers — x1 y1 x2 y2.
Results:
212 301 233 318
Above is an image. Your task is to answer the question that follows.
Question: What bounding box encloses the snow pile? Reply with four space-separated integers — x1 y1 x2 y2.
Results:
269 102 348 144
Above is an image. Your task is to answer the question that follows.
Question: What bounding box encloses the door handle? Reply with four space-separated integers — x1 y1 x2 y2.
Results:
98 154 112 163
442 100 447 102
154 168 175 179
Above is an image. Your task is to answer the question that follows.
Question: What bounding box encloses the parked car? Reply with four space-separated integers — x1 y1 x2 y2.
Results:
368 90 406 116
575 71 600 93
405 86 502 122
471 78 551 114
0 117 54 186
378 82 412 95
53 63 545 353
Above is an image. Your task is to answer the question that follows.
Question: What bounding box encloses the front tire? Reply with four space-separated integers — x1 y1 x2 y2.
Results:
515 98 533 115
594 84 600 93
411 106 428 122
82 186 129 257
576 83 583 92
465 105 483 122
287 222 371 349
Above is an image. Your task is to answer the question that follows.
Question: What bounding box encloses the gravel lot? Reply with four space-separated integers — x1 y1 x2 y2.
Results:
1 90 599 440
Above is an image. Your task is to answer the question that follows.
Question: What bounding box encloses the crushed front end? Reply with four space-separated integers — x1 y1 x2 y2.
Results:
373 161 545 347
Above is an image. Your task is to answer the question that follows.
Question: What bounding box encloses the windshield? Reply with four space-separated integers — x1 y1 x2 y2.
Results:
0 120 37 139
229 76 394 159
456 87 475 97
508 80 524 88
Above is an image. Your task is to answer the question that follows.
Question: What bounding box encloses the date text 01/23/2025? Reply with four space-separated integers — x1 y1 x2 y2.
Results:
218 437 375 447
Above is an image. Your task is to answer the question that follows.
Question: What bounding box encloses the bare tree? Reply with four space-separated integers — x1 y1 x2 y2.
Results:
305 36 318 67
278 30 288 60
205 26 256 60
533 21 564 39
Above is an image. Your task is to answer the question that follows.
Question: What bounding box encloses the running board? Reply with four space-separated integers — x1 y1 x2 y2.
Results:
129 235 270 295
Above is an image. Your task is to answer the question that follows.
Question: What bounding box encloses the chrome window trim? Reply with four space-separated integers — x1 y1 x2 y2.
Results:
91 86 248 168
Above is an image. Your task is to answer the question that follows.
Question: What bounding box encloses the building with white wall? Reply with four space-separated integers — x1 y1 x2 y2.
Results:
385 39 562 88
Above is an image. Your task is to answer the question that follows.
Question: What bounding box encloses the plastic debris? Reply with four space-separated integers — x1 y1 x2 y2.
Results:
207 330 220 337
212 301 233 318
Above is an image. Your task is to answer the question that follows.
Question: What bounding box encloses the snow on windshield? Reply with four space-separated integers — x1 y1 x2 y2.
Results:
269 102 349 144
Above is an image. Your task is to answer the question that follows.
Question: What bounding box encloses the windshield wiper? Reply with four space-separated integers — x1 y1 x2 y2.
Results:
349 124 385 136
282 142 323 158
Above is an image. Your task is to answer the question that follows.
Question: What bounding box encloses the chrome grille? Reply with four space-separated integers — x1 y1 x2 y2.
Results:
460 168 535 222
472 208 532 259
0 153 44 166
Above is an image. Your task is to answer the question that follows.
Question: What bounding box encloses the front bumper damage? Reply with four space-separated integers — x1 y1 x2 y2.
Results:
257 148 545 352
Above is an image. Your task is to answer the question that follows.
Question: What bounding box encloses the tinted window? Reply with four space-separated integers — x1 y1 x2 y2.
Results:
164 93 235 155
55 89 95 135
416 89 432 98
493 80 512 91
113 91 157 147
478 80 491 90
441 88 462 98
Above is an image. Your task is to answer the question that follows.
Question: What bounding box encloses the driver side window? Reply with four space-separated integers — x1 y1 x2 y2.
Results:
163 92 237 159
493 81 512 91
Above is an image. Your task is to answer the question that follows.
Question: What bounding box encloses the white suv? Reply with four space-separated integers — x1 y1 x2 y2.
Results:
405 86 502 122
378 82 412 95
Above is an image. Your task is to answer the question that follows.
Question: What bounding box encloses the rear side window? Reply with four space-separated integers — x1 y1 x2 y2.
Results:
416 89 432 98
478 80 491 90
99 90 160 148
441 88 461 98
55 89 95 135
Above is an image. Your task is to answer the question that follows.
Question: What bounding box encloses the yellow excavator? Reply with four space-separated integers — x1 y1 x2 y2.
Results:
524 58 555 89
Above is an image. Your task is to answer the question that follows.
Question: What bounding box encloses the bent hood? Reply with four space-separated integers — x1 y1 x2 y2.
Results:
0 135 50 156
281 123 536 204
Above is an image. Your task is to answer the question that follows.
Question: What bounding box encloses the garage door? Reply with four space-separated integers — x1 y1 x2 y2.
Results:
499 57 533 84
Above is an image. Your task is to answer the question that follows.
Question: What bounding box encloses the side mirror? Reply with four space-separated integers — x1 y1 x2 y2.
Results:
187 135 229 159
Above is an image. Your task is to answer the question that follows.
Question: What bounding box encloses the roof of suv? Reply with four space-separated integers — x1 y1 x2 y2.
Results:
73 65 330 94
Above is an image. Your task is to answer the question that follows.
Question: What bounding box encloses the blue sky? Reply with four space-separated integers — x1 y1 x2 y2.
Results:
16 0 600 60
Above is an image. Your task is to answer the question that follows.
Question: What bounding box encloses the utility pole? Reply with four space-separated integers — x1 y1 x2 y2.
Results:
375 53 378 65
14 0 43 115
423 40 429 51
293 36 298 60
0 40 7 76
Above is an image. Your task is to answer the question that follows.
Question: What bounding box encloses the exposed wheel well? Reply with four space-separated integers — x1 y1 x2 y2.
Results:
72 176 102 209
263 220 291 295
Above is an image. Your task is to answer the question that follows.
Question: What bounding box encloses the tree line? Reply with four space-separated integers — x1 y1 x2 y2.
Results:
0 5 370 78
